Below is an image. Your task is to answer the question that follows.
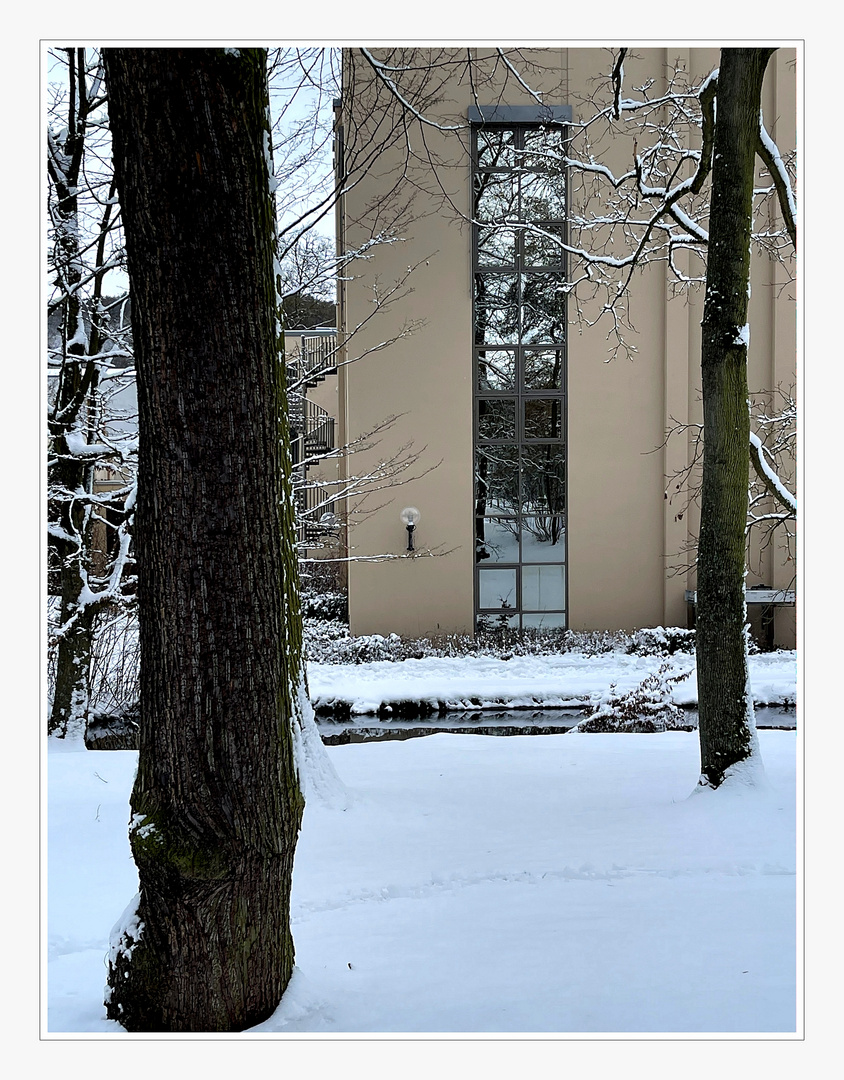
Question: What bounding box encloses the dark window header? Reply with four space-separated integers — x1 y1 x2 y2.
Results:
468 105 572 124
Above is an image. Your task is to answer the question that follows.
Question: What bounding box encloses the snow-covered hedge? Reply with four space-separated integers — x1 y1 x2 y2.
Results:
303 618 697 666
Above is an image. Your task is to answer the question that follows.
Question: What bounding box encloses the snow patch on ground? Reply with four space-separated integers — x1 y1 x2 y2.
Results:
47 728 797 1034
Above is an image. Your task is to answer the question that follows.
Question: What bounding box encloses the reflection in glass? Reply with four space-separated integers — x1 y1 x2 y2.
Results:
474 305 519 345
472 124 568 633
474 172 518 221
476 516 519 564
478 567 517 610
477 129 516 169
522 445 565 514
477 226 517 267
523 350 563 390
524 398 563 441
477 349 516 391
522 564 566 611
475 272 518 307
477 612 521 631
521 516 565 560
475 446 519 516
474 273 519 344
521 612 566 629
522 274 566 344
478 398 516 441
520 172 566 221
522 127 564 168
524 224 565 267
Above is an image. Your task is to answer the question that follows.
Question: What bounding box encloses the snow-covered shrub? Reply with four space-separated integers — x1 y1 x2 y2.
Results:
300 559 348 621
301 589 348 622
574 663 694 733
85 702 140 750
625 626 696 656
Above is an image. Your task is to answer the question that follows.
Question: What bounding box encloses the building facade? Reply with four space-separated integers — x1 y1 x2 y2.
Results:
330 47 797 644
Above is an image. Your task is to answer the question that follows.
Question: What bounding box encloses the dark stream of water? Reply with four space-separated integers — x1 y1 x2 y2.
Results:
316 706 796 745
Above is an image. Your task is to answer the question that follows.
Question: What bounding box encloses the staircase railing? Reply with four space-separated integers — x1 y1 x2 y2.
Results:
285 330 339 550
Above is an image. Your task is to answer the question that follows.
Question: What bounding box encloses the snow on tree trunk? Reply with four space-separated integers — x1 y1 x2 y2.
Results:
47 67 95 736
696 48 774 789
103 48 303 1032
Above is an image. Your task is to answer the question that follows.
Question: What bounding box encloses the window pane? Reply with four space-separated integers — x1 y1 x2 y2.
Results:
522 611 566 629
477 612 520 632
522 445 566 514
477 128 516 169
522 564 566 611
521 516 565 561
520 171 566 221
524 398 563 441
477 226 517 267
475 446 519 516
478 567 517 611
521 274 566 344
523 350 563 390
473 444 520 516
474 273 519 344
523 224 565 268
476 516 519 564
477 349 516 391
522 128 564 169
474 172 518 222
478 398 516 441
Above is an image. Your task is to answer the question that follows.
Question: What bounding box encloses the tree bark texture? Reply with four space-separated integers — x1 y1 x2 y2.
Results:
696 49 774 787
103 48 303 1031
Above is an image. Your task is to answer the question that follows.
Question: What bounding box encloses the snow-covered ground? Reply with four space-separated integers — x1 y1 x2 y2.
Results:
48 672 798 1034
308 649 796 715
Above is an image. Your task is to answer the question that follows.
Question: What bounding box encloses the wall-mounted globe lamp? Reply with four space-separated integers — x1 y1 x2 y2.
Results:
400 507 421 552
319 512 340 548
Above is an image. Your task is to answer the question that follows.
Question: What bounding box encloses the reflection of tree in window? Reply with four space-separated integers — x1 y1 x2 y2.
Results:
478 349 516 391
472 121 567 629
478 398 516 441
522 274 566 344
523 350 562 390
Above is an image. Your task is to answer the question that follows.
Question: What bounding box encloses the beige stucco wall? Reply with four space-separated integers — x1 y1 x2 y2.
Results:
337 47 796 644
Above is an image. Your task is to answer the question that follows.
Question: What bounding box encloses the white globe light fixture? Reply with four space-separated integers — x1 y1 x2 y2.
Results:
400 506 421 552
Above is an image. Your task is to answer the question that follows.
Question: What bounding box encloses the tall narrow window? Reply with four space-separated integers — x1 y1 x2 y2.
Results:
472 117 568 632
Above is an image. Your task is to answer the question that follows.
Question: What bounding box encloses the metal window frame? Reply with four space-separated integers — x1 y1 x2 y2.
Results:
471 116 569 632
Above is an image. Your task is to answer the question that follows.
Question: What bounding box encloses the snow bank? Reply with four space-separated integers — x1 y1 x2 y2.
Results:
308 650 796 716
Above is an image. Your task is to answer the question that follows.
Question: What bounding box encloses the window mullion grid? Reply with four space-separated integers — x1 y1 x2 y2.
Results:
473 122 568 632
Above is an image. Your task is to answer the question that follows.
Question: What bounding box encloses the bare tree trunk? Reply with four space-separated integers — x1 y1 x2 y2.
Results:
696 48 775 788
103 48 303 1032
48 51 97 734
49 376 97 736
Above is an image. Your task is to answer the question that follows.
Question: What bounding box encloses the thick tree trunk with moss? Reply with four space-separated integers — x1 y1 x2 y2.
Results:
103 48 303 1031
696 49 774 788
